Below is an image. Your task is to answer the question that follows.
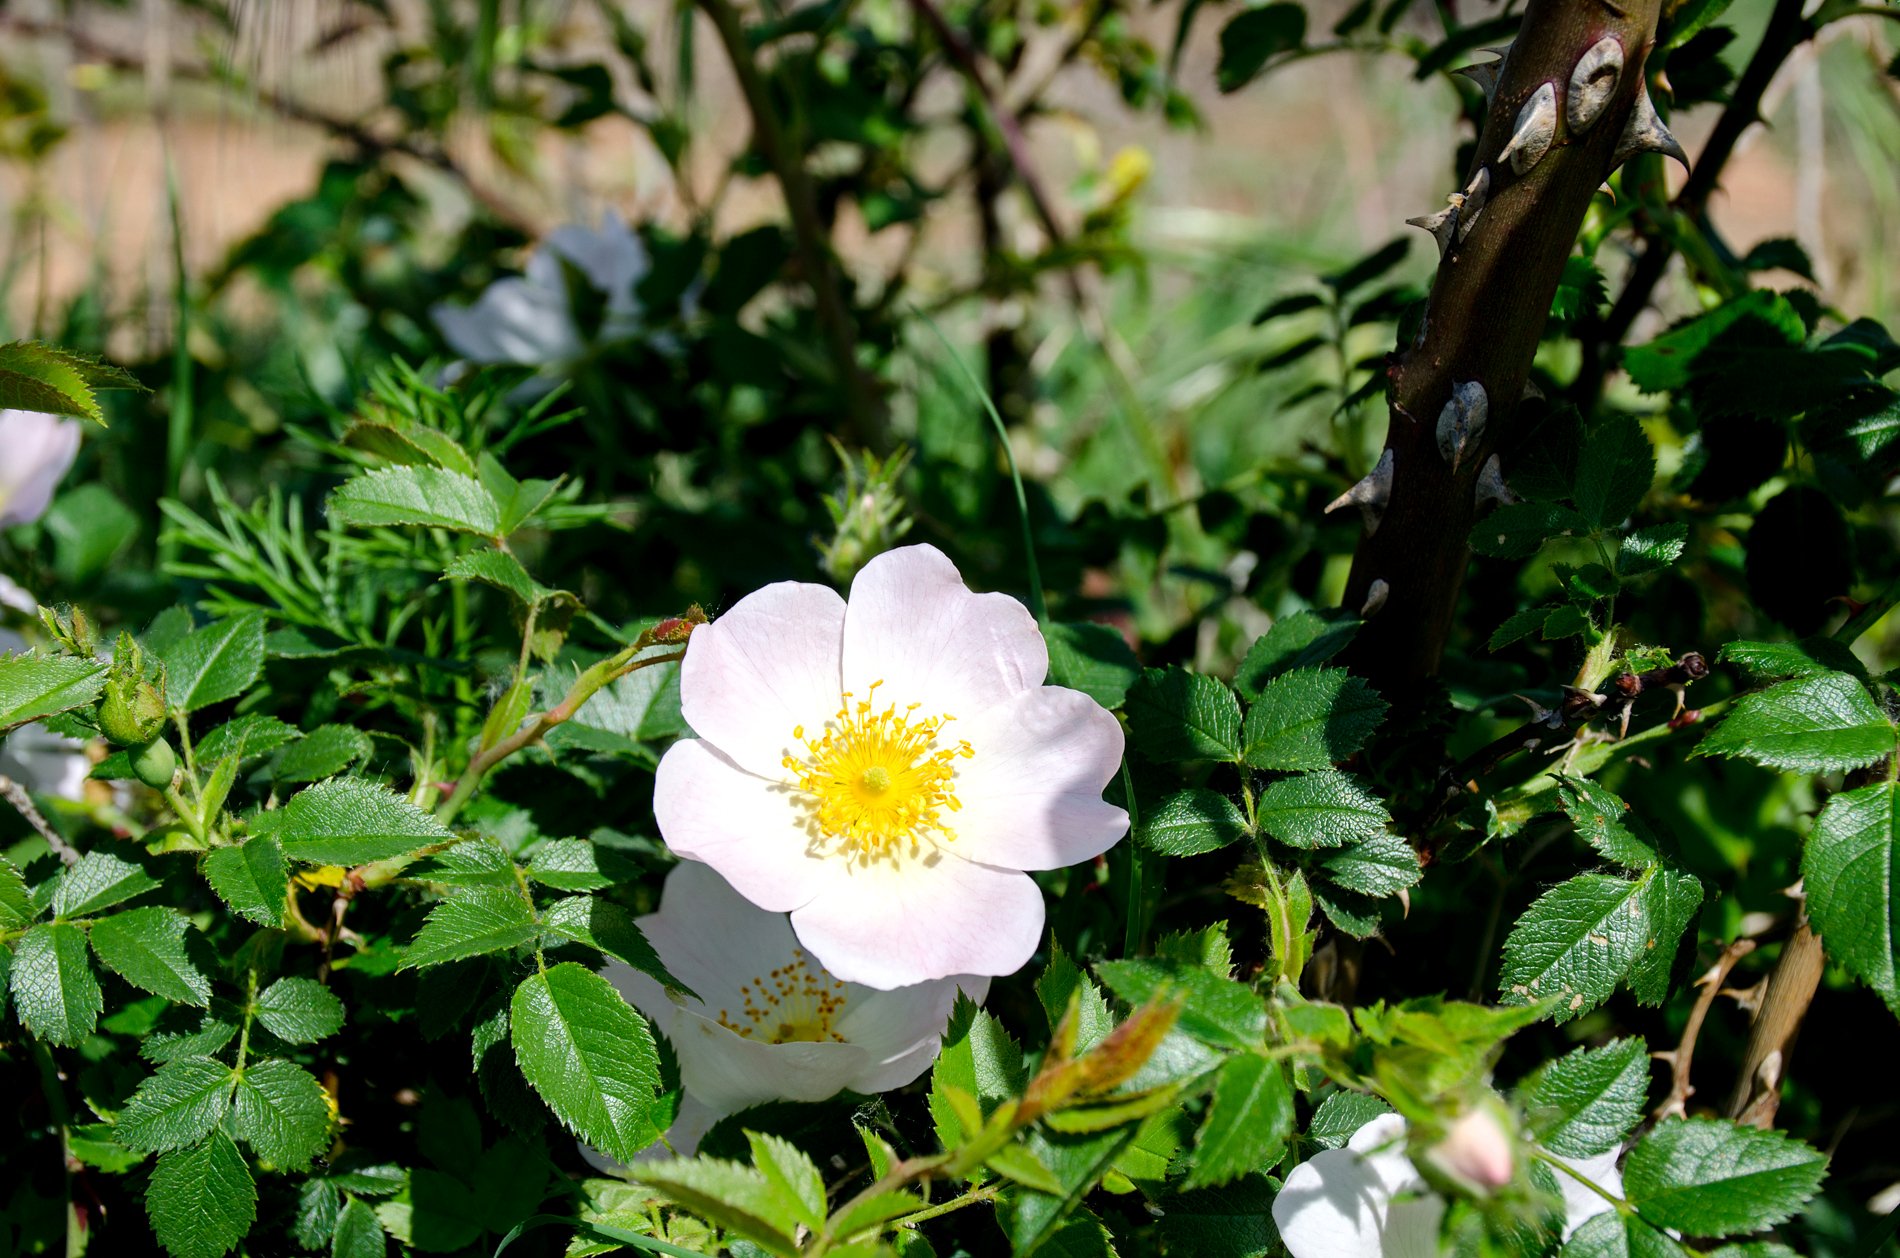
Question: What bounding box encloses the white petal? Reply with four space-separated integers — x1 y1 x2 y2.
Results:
1272 1147 1393 1258
789 852 1044 988
665 1007 871 1112
653 741 827 913
842 544 1046 720
1348 1113 1427 1198
951 686 1127 871
679 578 846 777
1553 1147 1623 1240
830 977 964 1088
615 861 811 1015
0 411 80 529
1383 1193 1448 1258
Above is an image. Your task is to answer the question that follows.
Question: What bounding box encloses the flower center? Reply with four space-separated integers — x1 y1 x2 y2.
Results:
783 682 973 862
715 949 848 1044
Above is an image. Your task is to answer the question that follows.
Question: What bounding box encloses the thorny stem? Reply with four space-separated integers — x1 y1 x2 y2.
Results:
434 647 685 826
1726 916 1826 1127
883 1184 1002 1230
1652 936 1757 1121
1342 0 1672 688
1 775 79 864
695 0 885 451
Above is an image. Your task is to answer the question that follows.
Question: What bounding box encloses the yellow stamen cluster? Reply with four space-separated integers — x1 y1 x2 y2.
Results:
783 682 974 863
715 949 848 1043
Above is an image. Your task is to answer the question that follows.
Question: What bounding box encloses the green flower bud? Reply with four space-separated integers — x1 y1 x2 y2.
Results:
99 631 168 747
131 737 177 791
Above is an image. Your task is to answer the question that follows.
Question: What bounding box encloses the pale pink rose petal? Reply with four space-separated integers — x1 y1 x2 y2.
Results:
0 411 82 529
654 741 826 912
664 1007 870 1112
949 686 1127 871
1272 1145 1395 1258
841 544 1046 720
790 852 1044 989
680 579 847 777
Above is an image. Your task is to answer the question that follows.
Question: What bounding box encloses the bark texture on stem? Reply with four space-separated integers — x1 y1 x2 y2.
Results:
1726 917 1826 1127
1341 0 1668 688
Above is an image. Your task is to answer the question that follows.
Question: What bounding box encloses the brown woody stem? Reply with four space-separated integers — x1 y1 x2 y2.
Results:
1653 936 1756 1121
1726 916 1826 1127
1342 0 1667 688
696 0 887 450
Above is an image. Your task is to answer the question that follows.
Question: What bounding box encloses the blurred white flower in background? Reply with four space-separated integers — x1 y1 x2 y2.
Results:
0 626 90 802
600 860 978 1155
1271 1112 1621 1257
0 409 81 529
432 213 652 369
655 543 1128 990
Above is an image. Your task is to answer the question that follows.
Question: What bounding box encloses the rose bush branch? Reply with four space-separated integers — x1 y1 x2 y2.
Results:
1341 0 1680 687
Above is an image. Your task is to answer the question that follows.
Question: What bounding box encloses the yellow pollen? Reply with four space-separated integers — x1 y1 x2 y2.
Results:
782 682 973 863
714 949 848 1043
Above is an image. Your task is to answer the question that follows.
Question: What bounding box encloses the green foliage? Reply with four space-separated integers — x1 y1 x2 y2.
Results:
1696 671 1895 773
1622 1118 1828 1235
510 963 663 1164
1517 1038 1648 1158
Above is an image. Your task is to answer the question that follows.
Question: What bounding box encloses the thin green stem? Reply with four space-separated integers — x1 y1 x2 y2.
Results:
885 1183 1001 1229
1120 760 1146 957
913 311 1048 623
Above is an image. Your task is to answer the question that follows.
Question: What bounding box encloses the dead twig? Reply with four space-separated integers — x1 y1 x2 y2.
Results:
1 775 81 866
1652 936 1757 1121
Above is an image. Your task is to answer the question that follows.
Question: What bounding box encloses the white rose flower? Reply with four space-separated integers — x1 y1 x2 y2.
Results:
655 543 1128 989
603 860 979 1154
432 213 651 368
0 628 90 801
0 409 82 529
1271 1113 1622 1257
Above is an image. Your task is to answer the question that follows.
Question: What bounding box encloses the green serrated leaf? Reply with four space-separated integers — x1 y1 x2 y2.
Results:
1235 612 1361 698
1562 1209 1689 1258
1574 417 1655 528
146 1129 256 1258
1125 668 1243 762
1185 1053 1291 1189
746 1130 826 1230
52 849 160 919
10 921 102 1044
444 549 541 604
1036 944 1115 1054
203 838 288 927
1618 524 1688 578
1095 957 1268 1051
0 855 32 929
1317 831 1421 898
929 994 1027 1147
1471 501 1593 559
195 714 302 766
1044 621 1141 709
1696 671 1893 774
1242 669 1386 771
265 778 455 864
1557 778 1658 870
234 1058 332 1169
1719 637 1868 682
1307 1091 1394 1149
626 1154 802 1255
273 725 374 784
1490 605 1554 652
541 896 694 996
1498 872 1656 1022
117 1055 238 1153
1803 781 1900 1011
1137 788 1248 855
1623 1118 1827 1236
161 614 266 712
1520 1038 1648 1158
527 837 628 891
89 906 212 1006
402 887 540 969
511 963 662 1163
329 466 502 537
255 977 347 1044
331 1196 386 1258
1255 770 1389 848
0 652 106 733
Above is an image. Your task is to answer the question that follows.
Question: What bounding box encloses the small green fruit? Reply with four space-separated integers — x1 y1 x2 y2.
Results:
100 631 168 746
131 737 178 791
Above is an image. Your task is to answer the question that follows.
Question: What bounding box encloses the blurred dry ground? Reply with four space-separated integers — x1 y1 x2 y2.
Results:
0 0 1895 362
